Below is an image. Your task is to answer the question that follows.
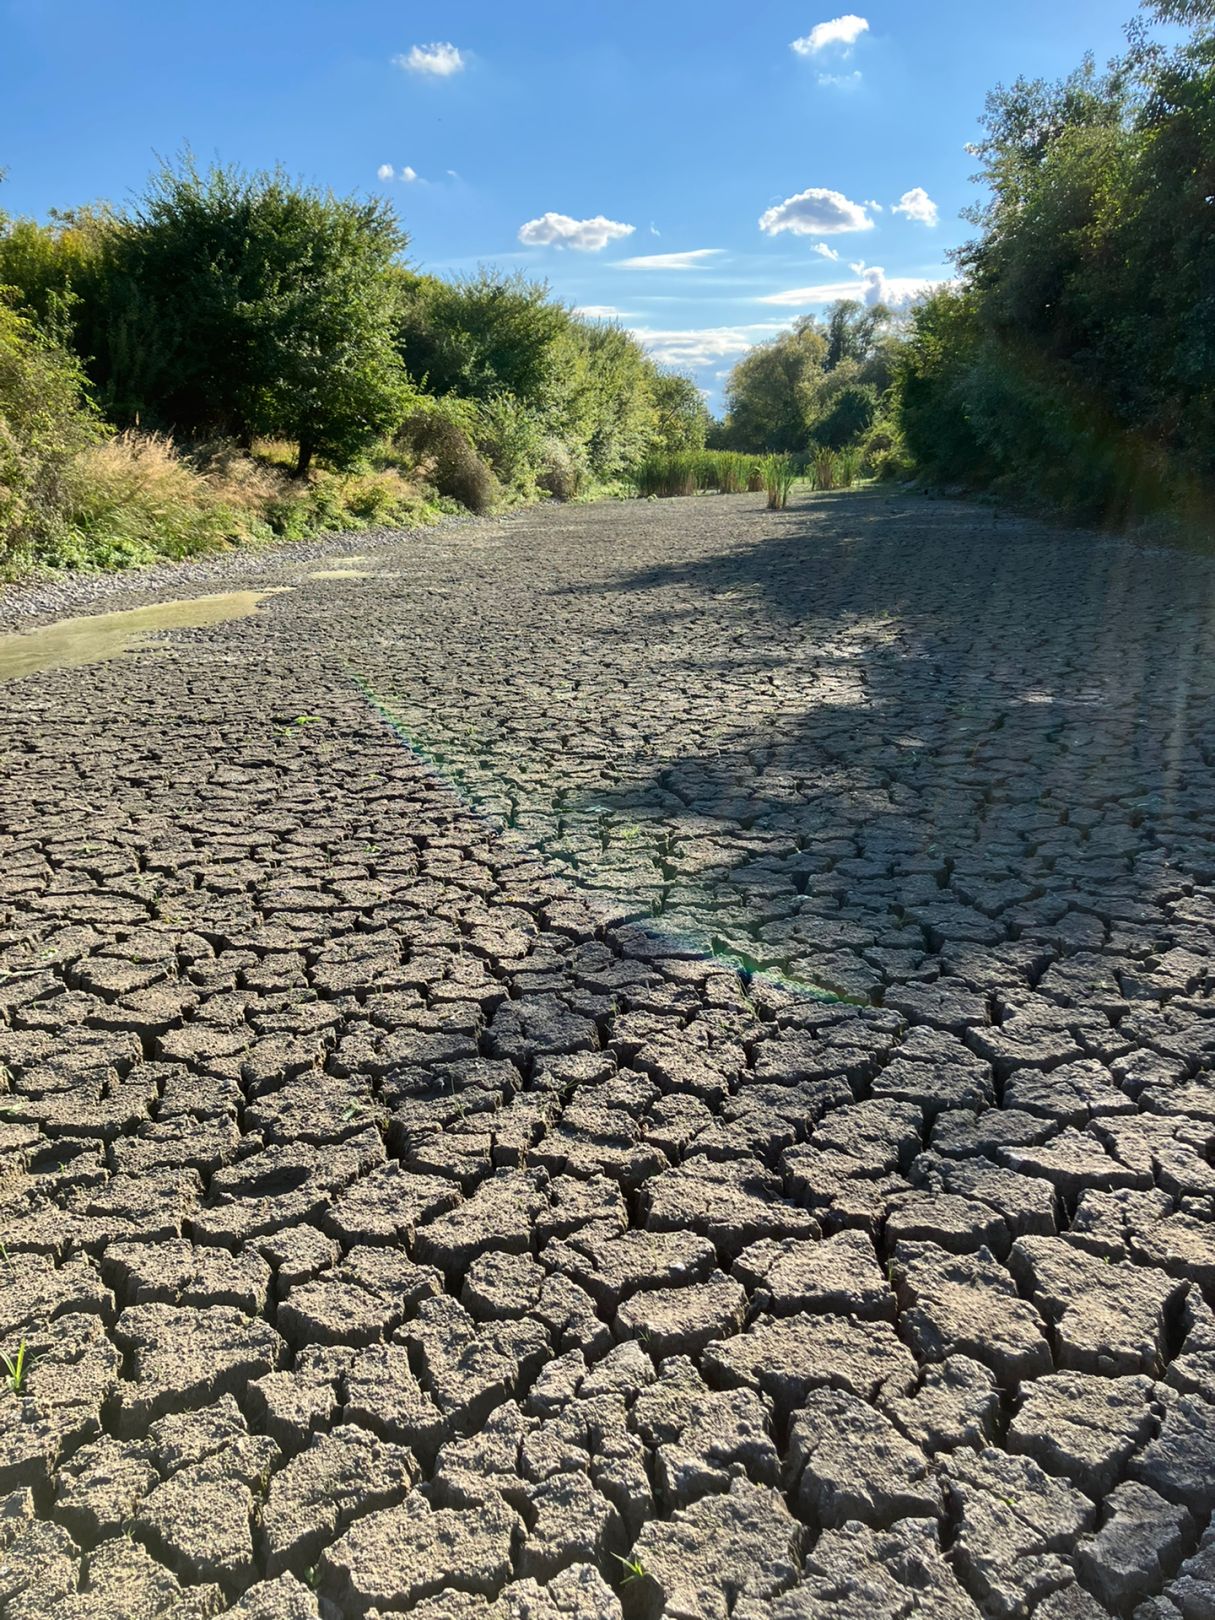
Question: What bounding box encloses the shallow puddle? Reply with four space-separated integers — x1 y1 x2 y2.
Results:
0 590 288 683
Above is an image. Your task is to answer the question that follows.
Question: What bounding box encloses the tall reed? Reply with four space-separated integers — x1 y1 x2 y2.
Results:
632 450 761 499
760 454 796 511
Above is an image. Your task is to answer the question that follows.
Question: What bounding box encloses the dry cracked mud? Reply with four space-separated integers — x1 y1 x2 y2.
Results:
1 488 1215 1619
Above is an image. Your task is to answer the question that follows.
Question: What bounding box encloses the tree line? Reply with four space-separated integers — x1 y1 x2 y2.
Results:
708 0 1213 537
2 0 1210 574
897 0 1213 533
0 158 711 571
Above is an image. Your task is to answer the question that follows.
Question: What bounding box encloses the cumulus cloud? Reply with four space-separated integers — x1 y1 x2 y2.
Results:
616 248 724 270
851 263 937 307
573 305 633 319
400 165 419 183
790 14 869 54
814 242 841 260
517 212 635 252
892 186 940 226
759 188 874 237
630 323 784 368
376 164 394 181
394 42 465 76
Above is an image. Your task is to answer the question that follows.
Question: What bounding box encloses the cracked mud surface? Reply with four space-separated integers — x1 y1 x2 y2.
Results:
2 488 1215 1619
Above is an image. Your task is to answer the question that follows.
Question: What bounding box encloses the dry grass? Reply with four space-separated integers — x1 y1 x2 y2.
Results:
14 430 438 574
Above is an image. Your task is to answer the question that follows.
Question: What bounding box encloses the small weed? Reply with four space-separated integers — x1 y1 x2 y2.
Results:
1 1340 29 1394
614 1555 648 1584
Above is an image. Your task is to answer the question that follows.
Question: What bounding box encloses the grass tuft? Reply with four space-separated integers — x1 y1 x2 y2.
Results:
760 454 796 510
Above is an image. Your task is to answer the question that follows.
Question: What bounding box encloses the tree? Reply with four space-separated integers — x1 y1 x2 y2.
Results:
1144 0 1214 21
720 319 828 451
889 0 1215 527
811 383 879 450
397 270 567 407
648 371 711 452
824 300 891 371
95 159 412 471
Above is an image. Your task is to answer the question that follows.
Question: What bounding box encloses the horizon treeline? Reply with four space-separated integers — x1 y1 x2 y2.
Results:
0 156 713 572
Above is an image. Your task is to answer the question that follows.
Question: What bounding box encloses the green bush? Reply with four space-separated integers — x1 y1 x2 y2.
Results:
0 299 103 568
18 158 417 475
759 454 795 510
473 393 544 495
810 446 840 491
810 383 879 452
858 418 910 479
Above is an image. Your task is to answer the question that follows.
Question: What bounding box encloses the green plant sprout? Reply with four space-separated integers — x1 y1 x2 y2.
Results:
1 1340 29 1394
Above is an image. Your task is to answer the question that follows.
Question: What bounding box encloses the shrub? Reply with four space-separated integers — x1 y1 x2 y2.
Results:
537 436 579 501
836 446 862 487
0 299 104 569
84 158 415 473
473 393 544 495
397 410 498 514
858 419 909 479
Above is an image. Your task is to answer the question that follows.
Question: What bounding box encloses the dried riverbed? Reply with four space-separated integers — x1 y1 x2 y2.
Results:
2 489 1215 1618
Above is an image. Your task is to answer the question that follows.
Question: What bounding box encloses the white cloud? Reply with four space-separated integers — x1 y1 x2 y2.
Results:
616 248 724 270
759 188 874 237
866 199 884 212
814 242 840 260
892 186 940 226
630 323 784 368
376 164 394 181
573 305 633 319
400 165 419 183
854 264 937 307
790 14 869 55
758 265 946 309
758 279 864 306
394 42 465 76
818 70 862 89
517 212 636 252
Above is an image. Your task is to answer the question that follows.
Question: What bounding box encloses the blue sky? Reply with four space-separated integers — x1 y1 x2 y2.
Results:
2 0 1138 409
